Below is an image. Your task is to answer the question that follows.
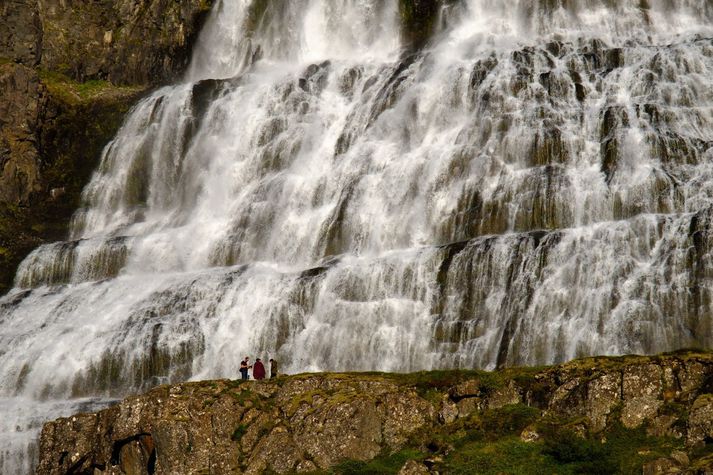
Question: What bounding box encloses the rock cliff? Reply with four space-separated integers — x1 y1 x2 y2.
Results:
0 0 213 293
2 0 212 85
36 351 713 474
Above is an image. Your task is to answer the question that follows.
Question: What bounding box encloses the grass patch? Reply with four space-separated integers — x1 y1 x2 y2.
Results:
384 369 500 398
328 448 425 475
542 429 616 474
600 422 684 474
442 437 566 475
38 69 142 104
434 411 685 475
479 404 540 440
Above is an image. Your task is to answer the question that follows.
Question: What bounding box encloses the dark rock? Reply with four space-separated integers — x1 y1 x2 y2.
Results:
36 0 214 86
399 0 443 51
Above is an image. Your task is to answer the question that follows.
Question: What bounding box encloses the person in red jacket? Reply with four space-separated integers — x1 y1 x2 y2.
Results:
252 358 266 380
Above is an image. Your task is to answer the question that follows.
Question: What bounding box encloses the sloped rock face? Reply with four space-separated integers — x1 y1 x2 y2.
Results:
36 352 713 474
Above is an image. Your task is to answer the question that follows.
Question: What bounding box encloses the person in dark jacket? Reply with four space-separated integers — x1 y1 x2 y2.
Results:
253 358 266 380
239 356 252 380
269 358 278 378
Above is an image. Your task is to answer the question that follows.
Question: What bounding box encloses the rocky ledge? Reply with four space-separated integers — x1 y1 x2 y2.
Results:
35 351 713 474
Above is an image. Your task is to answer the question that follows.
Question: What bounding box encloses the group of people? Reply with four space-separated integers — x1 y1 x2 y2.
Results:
239 356 278 380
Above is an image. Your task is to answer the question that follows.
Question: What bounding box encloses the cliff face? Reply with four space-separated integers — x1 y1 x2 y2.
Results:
2 0 212 84
36 352 713 474
0 0 213 294
36 0 212 85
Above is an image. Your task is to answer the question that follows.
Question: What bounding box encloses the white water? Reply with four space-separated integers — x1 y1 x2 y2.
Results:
2 0 713 472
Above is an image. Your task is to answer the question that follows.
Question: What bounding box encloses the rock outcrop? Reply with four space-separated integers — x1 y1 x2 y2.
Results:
2 0 213 85
36 0 212 85
36 351 713 474
0 0 214 293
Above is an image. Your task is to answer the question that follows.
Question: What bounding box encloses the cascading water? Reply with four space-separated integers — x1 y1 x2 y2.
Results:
2 0 713 471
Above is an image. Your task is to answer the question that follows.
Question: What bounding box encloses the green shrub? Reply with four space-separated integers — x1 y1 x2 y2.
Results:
330 448 424 475
481 404 540 438
542 430 616 474
231 424 248 442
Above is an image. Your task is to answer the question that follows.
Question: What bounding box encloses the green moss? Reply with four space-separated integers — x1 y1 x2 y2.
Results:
228 388 261 408
328 448 425 475
435 420 685 475
382 369 497 397
231 424 248 442
39 69 143 105
442 437 566 475
599 422 684 474
542 429 616 473
480 404 541 439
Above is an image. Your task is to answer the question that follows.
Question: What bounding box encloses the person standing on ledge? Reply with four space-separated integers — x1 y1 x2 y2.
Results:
253 357 266 380
269 358 278 378
239 356 252 380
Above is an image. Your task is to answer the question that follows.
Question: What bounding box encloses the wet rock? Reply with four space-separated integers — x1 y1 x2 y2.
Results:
0 0 204 298
599 105 630 183
530 127 569 166
399 0 442 51
469 55 498 90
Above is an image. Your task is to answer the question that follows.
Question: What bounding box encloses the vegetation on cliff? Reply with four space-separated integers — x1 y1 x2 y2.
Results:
0 62 143 294
0 0 214 294
36 351 713 474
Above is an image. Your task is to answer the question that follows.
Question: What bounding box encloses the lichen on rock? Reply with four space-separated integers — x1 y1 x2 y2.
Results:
35 351 713 474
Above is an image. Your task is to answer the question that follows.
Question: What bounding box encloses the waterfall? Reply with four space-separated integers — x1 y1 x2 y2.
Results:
2 0 713 471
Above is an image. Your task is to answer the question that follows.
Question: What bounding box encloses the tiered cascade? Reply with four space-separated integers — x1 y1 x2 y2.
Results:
2 1 713 472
